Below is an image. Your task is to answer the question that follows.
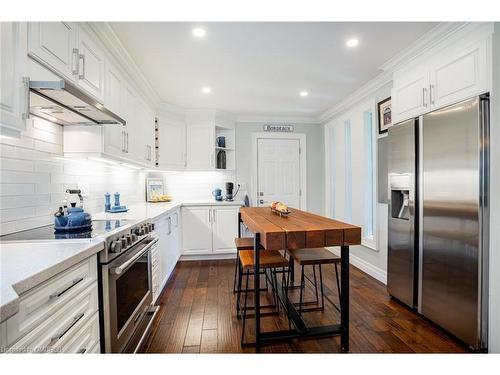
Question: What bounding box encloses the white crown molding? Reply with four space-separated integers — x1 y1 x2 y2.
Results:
317 70 393 124
378 22 469 73
87 22 162 108
236 114 320 124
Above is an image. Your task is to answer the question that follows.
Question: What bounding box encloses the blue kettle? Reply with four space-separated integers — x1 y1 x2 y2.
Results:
54 189 92 232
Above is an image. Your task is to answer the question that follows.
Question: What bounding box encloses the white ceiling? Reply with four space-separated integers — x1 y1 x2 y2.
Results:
110 22 438 118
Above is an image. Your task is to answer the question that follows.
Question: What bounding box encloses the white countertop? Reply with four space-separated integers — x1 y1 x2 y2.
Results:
92 200 244 222
0 199 244 323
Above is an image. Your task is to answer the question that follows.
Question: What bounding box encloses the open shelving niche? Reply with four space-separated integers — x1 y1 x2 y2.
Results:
214 125 235 171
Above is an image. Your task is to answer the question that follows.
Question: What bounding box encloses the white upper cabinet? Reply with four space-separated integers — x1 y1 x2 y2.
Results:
28 22 79 81
186 126 215 169
1 22 29 136
391 26 491 124
429 39 488 109
392 65 430 124
76 28 105 101
130 97 155 166
158 114 186 169
103 62 126 157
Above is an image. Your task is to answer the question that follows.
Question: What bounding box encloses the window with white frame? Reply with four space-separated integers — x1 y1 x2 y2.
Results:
327 102 377 251
363 110 375 241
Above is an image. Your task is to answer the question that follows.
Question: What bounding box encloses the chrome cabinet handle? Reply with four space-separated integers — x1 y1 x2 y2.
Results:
212 209 216 223
22 77 30 120
126 132 129 153
430 84 435 105
71 48 79 75
49 277 84 300
168 217 172 235
49 312 85 346
122 131 125 152
422 87 427 107
78 54 85 80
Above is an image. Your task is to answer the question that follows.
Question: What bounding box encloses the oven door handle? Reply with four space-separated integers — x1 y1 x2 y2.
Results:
110 238 158 275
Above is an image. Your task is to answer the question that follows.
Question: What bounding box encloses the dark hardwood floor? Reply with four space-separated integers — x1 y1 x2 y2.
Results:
143 259 468 353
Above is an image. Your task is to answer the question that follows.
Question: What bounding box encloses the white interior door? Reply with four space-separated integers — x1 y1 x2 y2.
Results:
257 138 301 208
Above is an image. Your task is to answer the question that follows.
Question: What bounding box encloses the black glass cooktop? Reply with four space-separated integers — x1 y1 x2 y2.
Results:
0 219 130 241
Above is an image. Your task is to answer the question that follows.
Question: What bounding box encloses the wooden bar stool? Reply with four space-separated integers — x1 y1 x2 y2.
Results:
237 249 289 346
286 247 341 315
233 237 266 293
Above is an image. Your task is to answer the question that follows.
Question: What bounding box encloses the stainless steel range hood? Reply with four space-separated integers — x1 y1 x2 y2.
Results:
29 80 126 126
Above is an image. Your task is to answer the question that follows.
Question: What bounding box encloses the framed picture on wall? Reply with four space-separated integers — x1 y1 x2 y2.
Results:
377 97 392 134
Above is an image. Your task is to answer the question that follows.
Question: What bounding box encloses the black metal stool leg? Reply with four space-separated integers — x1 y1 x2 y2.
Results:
312 264 319 305
319 264 325 311
236 262 244 318
233 251 240 293
334 263 341 302
298 265 305 316
241 269 250 345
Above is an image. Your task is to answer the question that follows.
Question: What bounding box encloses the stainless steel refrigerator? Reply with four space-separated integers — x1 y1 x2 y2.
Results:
387 95 489 351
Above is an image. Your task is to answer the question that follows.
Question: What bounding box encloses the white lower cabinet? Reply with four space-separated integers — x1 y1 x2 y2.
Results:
182 205 239 256
1 255 101 353
152 208 181 301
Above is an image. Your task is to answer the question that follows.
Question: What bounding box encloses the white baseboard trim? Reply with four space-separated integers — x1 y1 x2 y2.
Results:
180 253 237 261
327 247 387 285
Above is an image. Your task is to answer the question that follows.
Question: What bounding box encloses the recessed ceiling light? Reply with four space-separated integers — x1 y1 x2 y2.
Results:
201 86 212 94
192 27 206 38
346 38 359 48
299 91 309 97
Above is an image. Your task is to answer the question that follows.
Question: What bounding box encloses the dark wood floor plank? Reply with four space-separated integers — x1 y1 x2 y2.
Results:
200 329 218 353
145 259 469 354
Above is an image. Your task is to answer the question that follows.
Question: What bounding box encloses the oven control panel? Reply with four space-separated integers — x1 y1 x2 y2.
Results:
106 221 153 254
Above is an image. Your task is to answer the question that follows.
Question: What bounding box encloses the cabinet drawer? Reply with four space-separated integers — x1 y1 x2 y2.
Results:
57 311 99 354
6 256 97 346
7 282 98 352
88 339 101 353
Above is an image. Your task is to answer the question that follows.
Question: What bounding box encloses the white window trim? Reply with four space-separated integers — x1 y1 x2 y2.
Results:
251 132 307 210
323 99 378 252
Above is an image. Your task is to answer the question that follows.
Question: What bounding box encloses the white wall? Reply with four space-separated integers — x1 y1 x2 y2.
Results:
235 122 324 215
324 82 392 283
488 22 500 353
0 117 147 235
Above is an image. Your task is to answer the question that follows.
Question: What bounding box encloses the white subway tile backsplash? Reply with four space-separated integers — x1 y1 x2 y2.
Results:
34 140 63 154
0 207 35 223
35 160 64 174
0 135 35 149
36 183 64 194
32 118 62 135
1 170 50 184
0 184 36 196
0 158 34 172
0 194 50 209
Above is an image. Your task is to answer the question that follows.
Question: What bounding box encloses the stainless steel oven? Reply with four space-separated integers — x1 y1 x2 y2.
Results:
101 233 158 353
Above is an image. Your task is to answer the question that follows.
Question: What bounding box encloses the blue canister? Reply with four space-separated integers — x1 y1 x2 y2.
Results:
212 188 222 201
105 192 111 211
216 136 226 148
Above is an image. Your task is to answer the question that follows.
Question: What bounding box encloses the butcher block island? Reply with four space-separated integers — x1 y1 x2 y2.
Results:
239 207 362 352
